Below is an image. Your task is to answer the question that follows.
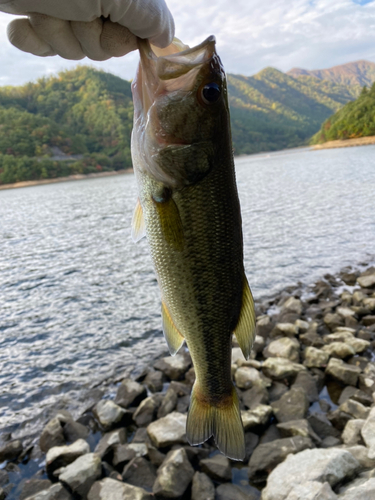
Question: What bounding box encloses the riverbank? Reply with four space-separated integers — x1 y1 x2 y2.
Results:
312 136 375 150
0 169 133 191
1 264 375 500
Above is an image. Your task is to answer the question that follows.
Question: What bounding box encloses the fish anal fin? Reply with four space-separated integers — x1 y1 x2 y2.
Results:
233 275 256 360
186 383 245 461
161 301 185 356
131 198 146 242
153 196 184 252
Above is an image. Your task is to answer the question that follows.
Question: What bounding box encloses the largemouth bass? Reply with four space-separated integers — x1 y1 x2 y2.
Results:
131 35 256 460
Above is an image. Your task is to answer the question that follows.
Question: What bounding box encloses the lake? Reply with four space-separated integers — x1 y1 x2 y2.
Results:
1 145 374 430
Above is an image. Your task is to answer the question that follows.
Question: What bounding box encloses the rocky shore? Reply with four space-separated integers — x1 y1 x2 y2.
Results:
1 265 375 500
312 135 375 150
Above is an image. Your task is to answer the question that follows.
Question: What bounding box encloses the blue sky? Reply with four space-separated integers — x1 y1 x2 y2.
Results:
1 0 375 86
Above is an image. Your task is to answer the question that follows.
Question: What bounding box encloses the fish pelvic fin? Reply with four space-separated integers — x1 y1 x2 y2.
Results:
186 382 245 461
233 275 256 359
161 301 185 356
131 198 146 242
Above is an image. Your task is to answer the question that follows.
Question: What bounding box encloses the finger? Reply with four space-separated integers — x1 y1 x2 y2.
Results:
29 13 85 60
100 19 137 57
71 18 110 61
7 18 56 56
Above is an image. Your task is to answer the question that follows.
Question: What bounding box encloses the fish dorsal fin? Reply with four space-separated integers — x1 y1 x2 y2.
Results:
131 199 146 242
162 300 185 356
154 197 184 252
233 275 256 359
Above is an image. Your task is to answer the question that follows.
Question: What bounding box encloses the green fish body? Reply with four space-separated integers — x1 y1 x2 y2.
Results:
131 36 256 460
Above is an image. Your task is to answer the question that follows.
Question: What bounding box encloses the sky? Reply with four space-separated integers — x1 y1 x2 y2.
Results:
1 0 375 87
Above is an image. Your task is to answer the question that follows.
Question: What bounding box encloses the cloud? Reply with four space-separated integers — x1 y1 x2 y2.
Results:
0 0 375 86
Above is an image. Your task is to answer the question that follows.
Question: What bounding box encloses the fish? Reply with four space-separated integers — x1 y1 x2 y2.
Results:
130 35 256 460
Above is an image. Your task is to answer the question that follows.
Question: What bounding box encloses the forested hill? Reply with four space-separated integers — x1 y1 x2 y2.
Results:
287 60 375 88
0 62 366 184
311 83 375 144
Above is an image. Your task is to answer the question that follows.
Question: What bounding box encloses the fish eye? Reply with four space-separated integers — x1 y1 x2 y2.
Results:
201 82 221 105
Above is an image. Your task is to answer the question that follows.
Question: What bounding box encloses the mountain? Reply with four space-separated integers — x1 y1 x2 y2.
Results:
287 60 375 88
227 68 358 154
311 83 375 144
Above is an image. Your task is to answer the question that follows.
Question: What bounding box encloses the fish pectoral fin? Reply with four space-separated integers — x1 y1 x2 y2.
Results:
186 383 245 461
154 197 184 252
161 301 185 356
131 198 146 242
233 275 256 360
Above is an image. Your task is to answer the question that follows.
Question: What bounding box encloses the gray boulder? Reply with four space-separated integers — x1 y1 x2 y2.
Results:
94 428 127 459
111 444 136 469
154 354 191 380
271 387 309 423
263 337 300 363
191 472 215 500
216 483 260 500
292 371 319 403
46 439 90 475
308 413 341 439
144 370 165 393
248 436 313 479
115 379 147 408
337 476 375 499
147 412 187 448
153 448 194 498
19 479 52 500
261 448 360 500
21 483 72 500
339 399 370 420
94 400 129 430
242 384 269 410
63 420 89 443
341 420 365 446
200 454 232 481
87 478 152 500
157 386 178 419
59 453 102 498
40 418 65 453
283 481 337 500
357 271 375 288
323 342 356 359
276 419 321 444
361 406 375 458
303 347 329 369
235 367 263 389
122 457 156 490
133 395 161 427
262 358 306 381
241 405 273 430
325 358 361 386
0 440 23 462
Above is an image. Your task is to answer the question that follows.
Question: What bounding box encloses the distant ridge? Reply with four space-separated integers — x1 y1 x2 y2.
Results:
287 60 375 88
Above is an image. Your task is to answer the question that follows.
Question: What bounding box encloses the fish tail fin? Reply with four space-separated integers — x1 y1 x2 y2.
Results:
186 382 245 461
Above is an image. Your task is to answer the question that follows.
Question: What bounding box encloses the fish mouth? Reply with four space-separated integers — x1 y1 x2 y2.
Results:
132 35 217 118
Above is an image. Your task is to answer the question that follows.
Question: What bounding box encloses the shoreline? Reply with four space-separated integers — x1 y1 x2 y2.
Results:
312 135 375 150
0 169 133 191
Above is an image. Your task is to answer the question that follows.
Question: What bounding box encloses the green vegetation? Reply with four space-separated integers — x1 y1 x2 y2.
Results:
1 61 374 184
311 83 375 144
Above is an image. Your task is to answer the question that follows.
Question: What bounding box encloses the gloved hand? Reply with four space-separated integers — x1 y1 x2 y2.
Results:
0 0 174 60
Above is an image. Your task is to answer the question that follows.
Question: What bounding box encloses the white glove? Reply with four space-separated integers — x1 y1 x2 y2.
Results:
0 0 174 60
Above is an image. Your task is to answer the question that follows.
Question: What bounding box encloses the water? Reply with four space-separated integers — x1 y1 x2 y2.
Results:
0 146 374 431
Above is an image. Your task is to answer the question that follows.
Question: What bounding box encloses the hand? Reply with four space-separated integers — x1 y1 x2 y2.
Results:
0 0 174 60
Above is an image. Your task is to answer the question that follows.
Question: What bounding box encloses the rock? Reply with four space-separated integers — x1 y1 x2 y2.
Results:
263 337 300 363
40 418 65 453
324 313 345 332
46 439 90 475
346 337 371 354
248 436 313 480
235 367 262 389
337 476 375 499
308 413 341 439
284 481 337 500
320 436 342 448
133 396 161 427
326 329 355 343
276 419 321 444
122 457 156 490
261 448 360 500
115 379 147 408
154 354 191 380
268 381 289 402
153 448 194 498
259 424 282 445
244 432 259 462
362 315 375 326
271 387 309 423
292 371 319 403
22 483 72 500
262 358 306 381
295 320 309 333
256 315 274 339
338 386 360 405
94 428 127 459
94 400 129 430
270 323 299 337
241 405 273 430
342 419 365 446
87 478 152 500
242 384 269 410
176 395 190 413
59 453 102 498
144 370 165 393
303 347 330 369
299 331 325 348
323 342 356 359
337 307 356 318
339 399 370 420
132 427 149 443
111 444 136 469
325 358 361 386
19 479 52 500
200 454 232 481
357 271 375 289
363 297 375 311
361 406 375 458
345 445 375 469
216 483 260 500
0 470 9 487
0 440 23 462
191 472 215 500
147 412 187 448
282 297 303 315
147 444 166 467
63 421 89 443
327 409 352 432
